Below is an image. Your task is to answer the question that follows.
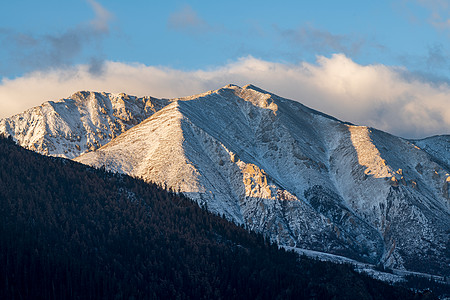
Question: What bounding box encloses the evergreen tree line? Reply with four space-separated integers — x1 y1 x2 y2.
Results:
0 136 437 299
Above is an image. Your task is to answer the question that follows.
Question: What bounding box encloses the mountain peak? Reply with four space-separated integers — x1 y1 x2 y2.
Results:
0 91 169 158
68 90 103 103
218 83 271 95
242 84 270 94
68 91 135 102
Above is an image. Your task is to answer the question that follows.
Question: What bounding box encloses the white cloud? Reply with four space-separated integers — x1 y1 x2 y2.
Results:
167 5 210 34
276 25 365 56
0 54 449 139
87 0 113 32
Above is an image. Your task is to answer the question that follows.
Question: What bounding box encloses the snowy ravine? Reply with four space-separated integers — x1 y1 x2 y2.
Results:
2 84 449 277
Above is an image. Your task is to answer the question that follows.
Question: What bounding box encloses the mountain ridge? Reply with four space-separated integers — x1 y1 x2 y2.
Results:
1 84 449 277
74 84 449 276
0 91 170 158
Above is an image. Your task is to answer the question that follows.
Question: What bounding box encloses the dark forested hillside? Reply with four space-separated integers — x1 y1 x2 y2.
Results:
0 136 434 299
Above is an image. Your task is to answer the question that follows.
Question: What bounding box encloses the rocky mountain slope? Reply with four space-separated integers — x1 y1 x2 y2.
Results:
2 84 449 277
411 135 450 169
0 136 427 299
0 91 169 158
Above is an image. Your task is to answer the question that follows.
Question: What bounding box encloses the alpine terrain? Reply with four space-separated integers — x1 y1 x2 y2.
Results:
1 84 449 278
0 91 169 158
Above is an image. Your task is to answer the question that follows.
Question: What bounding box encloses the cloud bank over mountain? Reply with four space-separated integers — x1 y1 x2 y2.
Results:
0 54 448 138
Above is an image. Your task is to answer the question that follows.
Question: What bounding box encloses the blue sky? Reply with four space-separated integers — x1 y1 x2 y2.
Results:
0 0 449 138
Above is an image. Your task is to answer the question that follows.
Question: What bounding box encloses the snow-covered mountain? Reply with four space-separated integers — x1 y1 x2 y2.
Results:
0 91 169 158
2 84 449 277
411 135 450 169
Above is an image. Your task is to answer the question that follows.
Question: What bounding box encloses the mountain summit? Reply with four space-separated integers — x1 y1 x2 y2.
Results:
2 84 449 276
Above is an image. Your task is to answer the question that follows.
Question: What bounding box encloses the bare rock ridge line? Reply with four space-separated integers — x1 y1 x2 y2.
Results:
1 84 449 277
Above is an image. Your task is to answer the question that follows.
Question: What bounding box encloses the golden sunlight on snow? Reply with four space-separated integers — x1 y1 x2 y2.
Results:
348 126 392 179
